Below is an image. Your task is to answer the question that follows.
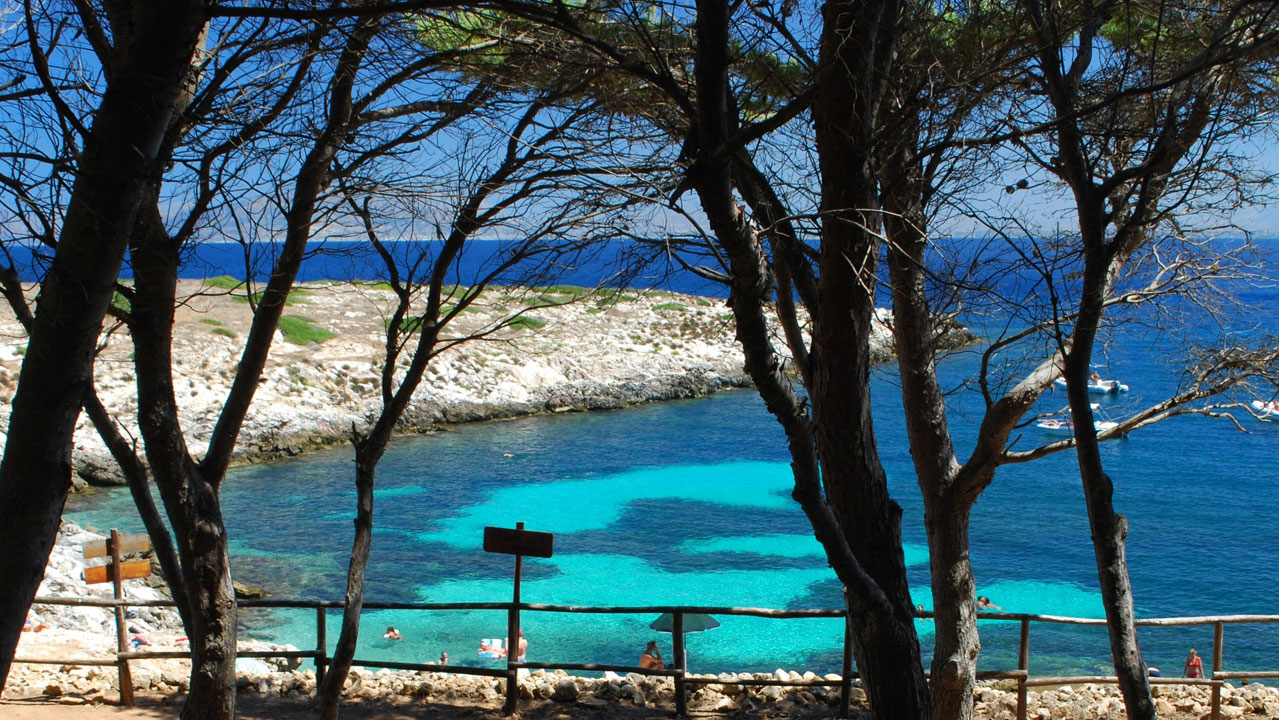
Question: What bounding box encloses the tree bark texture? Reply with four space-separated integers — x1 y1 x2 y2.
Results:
317 450 376 720
0 0 207 690
810 1 930 717
686 0 931 715
130 203 238 720
1063 259 1155 720
881 166 979 720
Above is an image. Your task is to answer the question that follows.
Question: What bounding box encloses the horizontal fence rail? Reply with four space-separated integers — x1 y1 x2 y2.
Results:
16 595 1279 719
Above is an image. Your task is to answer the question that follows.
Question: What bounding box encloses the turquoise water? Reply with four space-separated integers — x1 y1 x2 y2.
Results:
65 331 1279 676
61 240 1279 678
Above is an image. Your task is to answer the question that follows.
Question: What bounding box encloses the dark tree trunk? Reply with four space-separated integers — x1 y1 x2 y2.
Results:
317 450 377 720
1063 256 1155 720
881 156 980 720
685 0 930 717
809 1 930 716
810 231 930 720
129 203 238 720
922 500 980 717
128 18 378 720
318 121 519 714
317 319 441 718
0 0 206 689
0 269 192 637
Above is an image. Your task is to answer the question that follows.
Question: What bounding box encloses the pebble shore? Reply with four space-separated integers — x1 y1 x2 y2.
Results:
11 525 1279 718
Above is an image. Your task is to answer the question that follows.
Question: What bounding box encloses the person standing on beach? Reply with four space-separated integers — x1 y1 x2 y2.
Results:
1183 648 1204 678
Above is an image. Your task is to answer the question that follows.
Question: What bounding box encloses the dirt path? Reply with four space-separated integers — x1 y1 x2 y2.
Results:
0 693 802 720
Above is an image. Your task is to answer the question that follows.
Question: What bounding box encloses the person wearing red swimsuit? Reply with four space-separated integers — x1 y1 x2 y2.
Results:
1183 648 1204 678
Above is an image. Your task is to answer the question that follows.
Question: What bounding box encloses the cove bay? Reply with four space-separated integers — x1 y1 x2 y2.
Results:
65 272 1279 677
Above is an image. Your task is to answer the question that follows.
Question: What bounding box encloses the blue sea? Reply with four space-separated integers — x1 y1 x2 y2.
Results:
60 238 1279 679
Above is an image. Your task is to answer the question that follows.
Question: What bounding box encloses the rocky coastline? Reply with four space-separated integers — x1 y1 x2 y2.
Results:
0 280 973 488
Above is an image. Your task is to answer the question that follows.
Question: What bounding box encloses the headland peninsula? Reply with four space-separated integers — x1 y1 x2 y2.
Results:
0 280 971 489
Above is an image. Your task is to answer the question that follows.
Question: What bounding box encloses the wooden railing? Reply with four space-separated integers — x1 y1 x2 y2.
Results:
15 595 1279 719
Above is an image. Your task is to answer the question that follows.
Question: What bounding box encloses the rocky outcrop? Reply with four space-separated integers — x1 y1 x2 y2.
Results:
0 283 971 477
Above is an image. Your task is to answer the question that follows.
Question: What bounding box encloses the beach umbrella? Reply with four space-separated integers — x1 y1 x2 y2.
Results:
649 612 720 633
649 613 719 672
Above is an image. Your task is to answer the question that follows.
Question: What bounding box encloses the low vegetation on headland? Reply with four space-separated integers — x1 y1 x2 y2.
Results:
0 280 972 490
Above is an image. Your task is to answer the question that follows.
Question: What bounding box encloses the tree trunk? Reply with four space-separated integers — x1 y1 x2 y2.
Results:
1064 263 1155 720
923 501 979 720
317 450 376 720
810 262 931 720
129 199 239 720
808 1 930 716
881 157 979 720
175 502 237 720
684 0 930 715
0 0 207 688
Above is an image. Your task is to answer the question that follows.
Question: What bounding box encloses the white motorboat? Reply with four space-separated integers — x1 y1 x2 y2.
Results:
1252 400 1279 421
1037 403 1121 437
1054 377 1129 394
1036 417 1121 437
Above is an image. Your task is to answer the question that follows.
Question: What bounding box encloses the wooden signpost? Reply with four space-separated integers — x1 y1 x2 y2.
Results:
483 522 553 714
83 529 152 707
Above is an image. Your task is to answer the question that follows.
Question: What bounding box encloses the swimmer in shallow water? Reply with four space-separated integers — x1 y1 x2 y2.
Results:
976 596 1001 611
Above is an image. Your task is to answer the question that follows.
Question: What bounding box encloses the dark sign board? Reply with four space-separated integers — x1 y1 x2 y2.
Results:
483 526 554 558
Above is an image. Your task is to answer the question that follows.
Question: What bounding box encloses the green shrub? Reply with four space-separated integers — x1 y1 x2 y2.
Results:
653 302 687 312
385 315 429 333
539 285 592 301
199 318 223 326
111 291 131 313
278 315 337 345
205 276 242 290
696 298 712 307
211 327 236 339
594 290 639 305
507 315 547 331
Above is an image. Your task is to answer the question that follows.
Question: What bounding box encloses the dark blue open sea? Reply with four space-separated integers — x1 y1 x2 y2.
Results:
60 238 1279 678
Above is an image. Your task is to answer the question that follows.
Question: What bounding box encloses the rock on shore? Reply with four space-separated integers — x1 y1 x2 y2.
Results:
0 281 973 486
13 527 1277 718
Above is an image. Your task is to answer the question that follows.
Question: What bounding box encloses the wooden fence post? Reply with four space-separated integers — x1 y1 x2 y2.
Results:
110 529 134 707
315 606 327 687
1017 617 1030 720
673 612 687 716
839 610 854 718
1210 621 1224 720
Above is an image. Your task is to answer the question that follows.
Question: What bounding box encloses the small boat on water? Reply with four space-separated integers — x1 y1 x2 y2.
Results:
1036 417 1121 437
1252 400 1279 421
1037 403 1121 437
1054 377 1129 394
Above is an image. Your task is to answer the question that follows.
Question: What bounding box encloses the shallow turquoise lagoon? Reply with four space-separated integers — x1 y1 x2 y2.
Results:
66 313 1279 676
